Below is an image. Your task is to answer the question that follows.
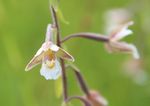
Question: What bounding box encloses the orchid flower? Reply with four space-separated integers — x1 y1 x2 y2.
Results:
105 21 140 59
25 24 74 80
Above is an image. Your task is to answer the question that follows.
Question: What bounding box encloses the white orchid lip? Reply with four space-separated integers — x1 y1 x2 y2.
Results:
40 59 61 80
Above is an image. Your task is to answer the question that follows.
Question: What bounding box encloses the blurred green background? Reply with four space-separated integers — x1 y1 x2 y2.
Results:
0 0 150 106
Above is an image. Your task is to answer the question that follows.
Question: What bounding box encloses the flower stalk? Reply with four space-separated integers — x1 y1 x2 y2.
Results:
66 96 91 106
50 6 68 101
61 33 109 43
67 64 90 96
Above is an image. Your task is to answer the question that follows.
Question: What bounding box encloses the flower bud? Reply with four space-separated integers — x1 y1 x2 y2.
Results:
84 90 108 106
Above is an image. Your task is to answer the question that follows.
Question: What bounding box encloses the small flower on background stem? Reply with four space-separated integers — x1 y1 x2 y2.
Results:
25 24 74 80
105 21 140 59
84 90 108 106
122 58 148 85
104 8 132 34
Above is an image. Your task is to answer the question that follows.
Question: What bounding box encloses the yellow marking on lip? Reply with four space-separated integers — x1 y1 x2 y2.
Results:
46 60 55 69
44 49 56 69
48 50 55 59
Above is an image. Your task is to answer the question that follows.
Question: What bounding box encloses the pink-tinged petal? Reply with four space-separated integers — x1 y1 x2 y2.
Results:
104 43 114 53
45 24 52 41
109 41 132 52
35 47 43 56
42 41 59 52
25 48 44 71
85 90 108 106
42 41 52 51
104 8 132 34
50 44 60 52
106 41 140 59
110 21 134 41
40 59 61 80
128 44 140 59
45 24 56 42
56 48 74 62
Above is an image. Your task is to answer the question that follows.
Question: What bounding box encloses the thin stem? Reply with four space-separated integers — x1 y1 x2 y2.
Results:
61 32 109 43
60 59 68 100
66 96 91 106
50 6 68 101
50 6 61 46
74 70 90 96
67 65 90 96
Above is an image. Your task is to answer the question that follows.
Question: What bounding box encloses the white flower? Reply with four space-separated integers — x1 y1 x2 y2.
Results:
105 21 140 59
25 24 74 80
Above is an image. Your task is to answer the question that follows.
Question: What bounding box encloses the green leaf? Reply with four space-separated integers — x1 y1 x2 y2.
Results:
54 76 63 98
56 7 69 25
49 0 59 10
49 0 69 24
